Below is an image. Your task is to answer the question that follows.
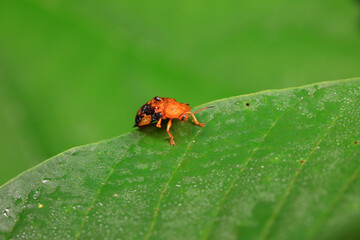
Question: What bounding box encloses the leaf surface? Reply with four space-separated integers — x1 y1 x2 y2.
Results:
1 78 360 240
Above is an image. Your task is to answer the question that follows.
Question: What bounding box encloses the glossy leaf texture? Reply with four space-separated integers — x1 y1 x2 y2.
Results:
1 78 360 240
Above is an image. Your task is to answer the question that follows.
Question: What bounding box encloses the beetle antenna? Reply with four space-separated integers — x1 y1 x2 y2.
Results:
193 106 215 115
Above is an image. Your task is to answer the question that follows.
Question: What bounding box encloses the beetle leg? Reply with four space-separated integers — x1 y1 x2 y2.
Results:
166 119 175 145
156 118 162 128
186 112 206 127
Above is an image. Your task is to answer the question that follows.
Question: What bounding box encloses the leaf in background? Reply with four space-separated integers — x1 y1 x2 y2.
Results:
1 78 359 240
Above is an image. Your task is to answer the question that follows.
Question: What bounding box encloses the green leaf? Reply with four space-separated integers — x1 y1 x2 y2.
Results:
1 78 360 240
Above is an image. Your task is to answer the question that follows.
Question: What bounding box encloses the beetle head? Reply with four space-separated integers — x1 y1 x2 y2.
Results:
179 113 189 122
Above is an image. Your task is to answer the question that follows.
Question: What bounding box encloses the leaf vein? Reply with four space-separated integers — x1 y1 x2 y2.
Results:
259 97 355 240
6 172 50 239
144 110 218 240
74 134 145 240
307 162 360 239
202 96 304 240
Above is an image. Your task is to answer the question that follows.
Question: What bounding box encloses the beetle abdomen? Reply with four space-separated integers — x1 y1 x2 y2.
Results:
134 102 163 127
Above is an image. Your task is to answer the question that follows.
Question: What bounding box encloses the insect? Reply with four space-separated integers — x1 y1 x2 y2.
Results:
134 96 213 145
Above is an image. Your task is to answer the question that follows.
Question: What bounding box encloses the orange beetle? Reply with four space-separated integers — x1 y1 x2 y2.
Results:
134 96 213 145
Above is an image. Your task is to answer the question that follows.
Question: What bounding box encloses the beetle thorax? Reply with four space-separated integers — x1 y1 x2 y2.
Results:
164 101 191 119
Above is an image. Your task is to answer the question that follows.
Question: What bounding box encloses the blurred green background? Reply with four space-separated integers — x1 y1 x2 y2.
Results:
0 0 359 185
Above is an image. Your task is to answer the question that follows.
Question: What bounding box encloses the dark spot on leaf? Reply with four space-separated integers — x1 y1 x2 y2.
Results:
246 103 250 107
71 151 79 156
354 141 358 145
300 160 305 164
250 126 254 128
